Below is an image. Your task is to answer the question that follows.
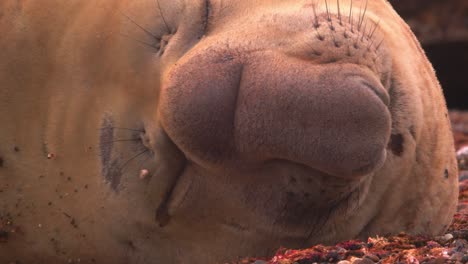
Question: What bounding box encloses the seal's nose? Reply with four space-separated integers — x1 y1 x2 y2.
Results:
160 50 391 178
234 53 391 177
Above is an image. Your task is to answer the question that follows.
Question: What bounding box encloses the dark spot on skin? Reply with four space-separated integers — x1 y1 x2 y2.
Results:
70 219 78 228
42 141 49 157
84 184 88 189
0 157 3 167
13 146 19 152
63 213 78 228
106 160 123 191
125 240 137 251
289 177 297 184
224 219 248 232
0 230 9 243
388 134 405 156
100 115 123 191
59 171 64 176
312 50 323 56
67 177 71 181
444 169 449 179
286 191 295 198
220 54 234 62
409 126 416 140
48 202 52 206
155 204 171 227
100 114 114 173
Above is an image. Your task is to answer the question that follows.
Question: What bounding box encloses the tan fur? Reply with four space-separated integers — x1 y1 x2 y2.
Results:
0 0 458 263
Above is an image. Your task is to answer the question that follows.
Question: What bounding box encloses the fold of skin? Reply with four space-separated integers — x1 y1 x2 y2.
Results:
0 0 458 263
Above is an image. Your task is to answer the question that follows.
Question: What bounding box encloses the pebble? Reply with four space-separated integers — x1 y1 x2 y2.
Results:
457 146 468 170
427 257 448 264
460 170 468 181
443 233 454 241
452 239 468 251
337 261 351 264
364 253 380 262
353 257 375 264
450 252 465 261
436 233 454 243
453 230 468 240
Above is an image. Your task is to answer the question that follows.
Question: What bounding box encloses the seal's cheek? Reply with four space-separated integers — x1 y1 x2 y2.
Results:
160 51 391 178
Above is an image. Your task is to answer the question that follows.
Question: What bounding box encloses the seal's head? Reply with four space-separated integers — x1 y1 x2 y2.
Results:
0 0 458 263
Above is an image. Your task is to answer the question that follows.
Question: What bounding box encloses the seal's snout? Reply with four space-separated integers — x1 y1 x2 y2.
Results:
234 54 391 178
160 50 391 178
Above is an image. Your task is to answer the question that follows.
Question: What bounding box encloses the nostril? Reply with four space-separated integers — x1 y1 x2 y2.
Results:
358 78 390 107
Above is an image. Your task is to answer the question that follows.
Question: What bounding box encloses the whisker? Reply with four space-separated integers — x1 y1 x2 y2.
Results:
155 0 170 32
349 0 354 32
358 0 368 31
119 33 159 51
100 139 141 144
374 37 385 62
121 12 160 40
312 1 320 28
98 127 145 132
375 37 384 51
137 154 153 171
337 0 342 25
312 2 324 40
120 149 150 172
366 36 376 51
324 0 331 22
361 20 368 41
357 3 362 31
368 19 380 39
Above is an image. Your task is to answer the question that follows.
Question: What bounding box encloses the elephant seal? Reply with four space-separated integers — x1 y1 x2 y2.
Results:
0 0 458 263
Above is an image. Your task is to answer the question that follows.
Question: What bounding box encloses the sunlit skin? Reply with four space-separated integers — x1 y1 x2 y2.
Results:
0 0 458 263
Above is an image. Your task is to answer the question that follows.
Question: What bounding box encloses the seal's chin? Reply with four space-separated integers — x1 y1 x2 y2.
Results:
160 155 372 240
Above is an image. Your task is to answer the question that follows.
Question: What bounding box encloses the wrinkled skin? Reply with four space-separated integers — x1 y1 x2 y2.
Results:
0 0 458 263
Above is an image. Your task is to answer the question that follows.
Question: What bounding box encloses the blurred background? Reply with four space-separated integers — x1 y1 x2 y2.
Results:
390 0 467 110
